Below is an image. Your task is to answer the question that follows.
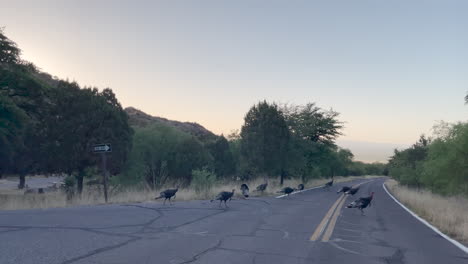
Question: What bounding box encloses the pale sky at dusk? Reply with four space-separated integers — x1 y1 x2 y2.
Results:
1 0 467 162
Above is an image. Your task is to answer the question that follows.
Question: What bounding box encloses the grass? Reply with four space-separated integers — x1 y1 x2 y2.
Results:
385 179 468 244
0 175 379 210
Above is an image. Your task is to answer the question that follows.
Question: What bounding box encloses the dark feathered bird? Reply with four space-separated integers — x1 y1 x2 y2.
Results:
324 176 334 190
155 187 179 205
211 189 235 207
256 183 268 193
346 192 374 215
346 186 360 196
278 187 296 196
240 184 249 198
337 186 351 194
297 184 305 191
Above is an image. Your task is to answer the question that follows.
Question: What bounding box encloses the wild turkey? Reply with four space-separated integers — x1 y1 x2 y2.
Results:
346 192 374 215
346 186 360 196
337 186 351 194
297 184 305 191
240 184 249 198
155 187 179 205
211 189 235 207
324 176 334 190
256 183 268 193
278 187 296 196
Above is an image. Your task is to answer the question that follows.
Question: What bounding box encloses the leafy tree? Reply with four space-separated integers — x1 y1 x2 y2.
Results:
44 82 133 193
388 135 430 188
0 58 54 187
123 124 212 188
0 28 21 64
173 136 213 182
422 123 468 195
0 94 27 175
240 101 289 180
282 103 343 146
207 135 235 178
280 103 344 181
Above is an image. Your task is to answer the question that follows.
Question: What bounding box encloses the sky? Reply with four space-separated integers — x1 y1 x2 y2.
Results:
1 0 467 162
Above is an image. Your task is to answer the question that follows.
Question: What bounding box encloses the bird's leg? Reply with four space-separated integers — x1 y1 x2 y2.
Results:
163 198 167 205
219 200 222 207
224 200 228 208
360 208 364 215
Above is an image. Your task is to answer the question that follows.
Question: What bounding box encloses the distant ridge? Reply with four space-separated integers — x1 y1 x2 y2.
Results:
125 107 218 142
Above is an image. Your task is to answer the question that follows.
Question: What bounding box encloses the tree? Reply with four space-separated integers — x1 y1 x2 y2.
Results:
0 30 133 192
0 57 54 188
0 94 27 176
44 82 133 194
388 135 430 188
240 101 289 180
282 103 343 146
207 135 235 178
422 123 468 195
281 103 344 180
123 124 212 188
0 28 21 64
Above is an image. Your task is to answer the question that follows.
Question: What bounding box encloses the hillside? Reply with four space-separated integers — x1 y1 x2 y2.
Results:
125 107 218 143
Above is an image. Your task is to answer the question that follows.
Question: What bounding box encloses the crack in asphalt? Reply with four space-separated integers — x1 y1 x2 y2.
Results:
121 204 225 212
60 237 142 264
0 227 30 234
177 239 223 264
145 210 228 233
0 204 231 264
0 225 139 239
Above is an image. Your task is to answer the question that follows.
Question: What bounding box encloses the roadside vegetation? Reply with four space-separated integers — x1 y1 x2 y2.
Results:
0 175 379 210
385 94 468 243
388 122 468 196
0 29 386 209
385 179 468 243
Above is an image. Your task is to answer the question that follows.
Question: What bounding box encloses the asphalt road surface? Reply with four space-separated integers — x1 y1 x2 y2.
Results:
0 178 466 264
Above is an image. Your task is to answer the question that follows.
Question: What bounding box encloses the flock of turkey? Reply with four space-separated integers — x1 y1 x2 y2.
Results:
155 177 374 215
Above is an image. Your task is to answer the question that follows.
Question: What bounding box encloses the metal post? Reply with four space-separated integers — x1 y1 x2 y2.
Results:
101 153 108 203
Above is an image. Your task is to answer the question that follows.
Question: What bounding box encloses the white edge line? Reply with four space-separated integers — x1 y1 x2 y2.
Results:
382 182 468 254
275 185 323 198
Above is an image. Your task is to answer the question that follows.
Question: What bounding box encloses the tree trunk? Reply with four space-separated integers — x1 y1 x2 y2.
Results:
76 170 84 195
18 173 26 189
280 169 285 186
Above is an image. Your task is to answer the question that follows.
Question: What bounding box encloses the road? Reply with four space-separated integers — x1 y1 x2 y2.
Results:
0 178 466 264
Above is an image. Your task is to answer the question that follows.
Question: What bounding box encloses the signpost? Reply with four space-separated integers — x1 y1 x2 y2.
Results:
92 143 112 203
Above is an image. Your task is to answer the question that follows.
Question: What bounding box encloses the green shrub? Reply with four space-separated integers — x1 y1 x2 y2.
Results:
191 167 216 194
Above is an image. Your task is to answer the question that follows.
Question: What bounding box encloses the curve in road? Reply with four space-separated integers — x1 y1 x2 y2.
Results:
0 178 466 264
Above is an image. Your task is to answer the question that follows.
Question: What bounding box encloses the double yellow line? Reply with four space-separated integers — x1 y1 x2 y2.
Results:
310 181 370 242
309 194 347 241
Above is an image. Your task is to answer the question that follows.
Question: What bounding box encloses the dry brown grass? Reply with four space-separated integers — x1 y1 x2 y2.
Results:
0 175 379 210
385 179 468 244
